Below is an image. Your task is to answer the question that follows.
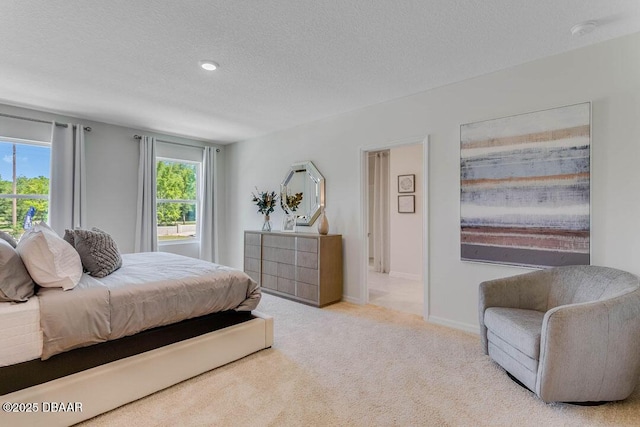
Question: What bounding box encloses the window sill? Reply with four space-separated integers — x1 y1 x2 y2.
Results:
158 239 200 246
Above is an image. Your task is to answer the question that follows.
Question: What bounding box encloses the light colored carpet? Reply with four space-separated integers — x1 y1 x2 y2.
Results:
80 293 640 426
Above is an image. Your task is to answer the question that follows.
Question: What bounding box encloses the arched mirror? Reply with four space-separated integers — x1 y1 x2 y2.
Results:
281 161 325 226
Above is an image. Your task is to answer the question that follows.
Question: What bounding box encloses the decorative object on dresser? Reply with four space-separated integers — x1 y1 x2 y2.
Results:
251 188 278 232
282 214 296 232
244 231 343 307
280 160 325 226
317 207 329 235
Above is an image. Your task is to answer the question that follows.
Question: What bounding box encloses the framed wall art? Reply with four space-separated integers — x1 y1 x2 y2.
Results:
460 102 591 268
398 195 415 213
282 214 296 232
398 174 415 193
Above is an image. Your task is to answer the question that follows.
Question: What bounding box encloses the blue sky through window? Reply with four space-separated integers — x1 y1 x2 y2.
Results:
0 141 50 180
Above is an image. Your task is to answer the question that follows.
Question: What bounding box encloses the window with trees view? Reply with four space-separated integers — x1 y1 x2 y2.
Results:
0 139 50 239
156 158 199 242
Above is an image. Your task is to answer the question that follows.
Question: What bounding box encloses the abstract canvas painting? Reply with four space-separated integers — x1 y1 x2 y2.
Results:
460 102 591 268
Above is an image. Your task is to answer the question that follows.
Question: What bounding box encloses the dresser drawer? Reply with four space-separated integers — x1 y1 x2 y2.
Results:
244 244 261 259
277 277 296 295
245 232 262 246
263 234 295 249
261 274 277 290
262 260 278 276
277 263 296 280
296 237 318 253
297 282 319 302
244 257 260 273
297 266 319 286
296 251 318 269
262 246 295 264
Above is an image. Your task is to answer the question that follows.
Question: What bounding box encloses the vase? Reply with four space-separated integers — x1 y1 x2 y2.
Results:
262 214 272 232
317 207 329 235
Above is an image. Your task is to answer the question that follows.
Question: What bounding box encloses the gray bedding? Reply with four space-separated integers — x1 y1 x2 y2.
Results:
37 252 261 360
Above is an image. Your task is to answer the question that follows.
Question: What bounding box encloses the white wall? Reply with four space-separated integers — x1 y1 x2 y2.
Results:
0 103 224 257
222 32 640 332
389 144 423 280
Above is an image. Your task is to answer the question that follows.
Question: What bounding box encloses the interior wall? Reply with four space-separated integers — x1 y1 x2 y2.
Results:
389 144 423 280
0 103 224 256
222 32 640 332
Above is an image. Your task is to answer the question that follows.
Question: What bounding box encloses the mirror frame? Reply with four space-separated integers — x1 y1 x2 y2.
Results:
280 161 325 226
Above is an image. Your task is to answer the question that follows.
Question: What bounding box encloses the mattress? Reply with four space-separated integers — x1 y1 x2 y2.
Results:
38 252 261 359
0 252 261 365
0 297 42 366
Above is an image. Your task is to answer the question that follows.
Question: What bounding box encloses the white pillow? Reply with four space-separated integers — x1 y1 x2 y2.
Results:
16 222 82 290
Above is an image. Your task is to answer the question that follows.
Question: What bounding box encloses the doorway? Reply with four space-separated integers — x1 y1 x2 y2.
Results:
361 137 429 319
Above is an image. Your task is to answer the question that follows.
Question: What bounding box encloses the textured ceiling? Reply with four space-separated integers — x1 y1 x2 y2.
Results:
1 1 639 143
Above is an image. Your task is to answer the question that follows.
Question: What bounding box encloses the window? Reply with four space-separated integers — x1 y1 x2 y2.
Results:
0 138 51 239
156 158 200 242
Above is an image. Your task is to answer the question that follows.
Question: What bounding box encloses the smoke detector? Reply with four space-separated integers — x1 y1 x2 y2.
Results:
571 21 597 37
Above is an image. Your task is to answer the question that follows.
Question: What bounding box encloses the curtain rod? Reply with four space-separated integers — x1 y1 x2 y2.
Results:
367 150 389 156
0 111 91 131
134 134 220 152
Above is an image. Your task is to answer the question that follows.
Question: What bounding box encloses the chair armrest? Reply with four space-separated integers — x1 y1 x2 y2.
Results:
536 289 640 402
478 270 551 353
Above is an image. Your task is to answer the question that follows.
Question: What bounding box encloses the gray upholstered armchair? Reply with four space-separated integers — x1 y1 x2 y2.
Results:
479 265 640 403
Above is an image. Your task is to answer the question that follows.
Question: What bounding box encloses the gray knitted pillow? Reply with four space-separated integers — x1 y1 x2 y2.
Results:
63 229 75 247
66 228 122 278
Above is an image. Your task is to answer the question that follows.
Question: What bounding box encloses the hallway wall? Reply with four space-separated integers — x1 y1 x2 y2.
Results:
389 144 423 280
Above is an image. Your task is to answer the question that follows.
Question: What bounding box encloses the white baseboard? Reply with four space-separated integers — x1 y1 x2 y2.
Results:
344 292 478 336
427 315 480 335
342 295 363 305
388 271 422 281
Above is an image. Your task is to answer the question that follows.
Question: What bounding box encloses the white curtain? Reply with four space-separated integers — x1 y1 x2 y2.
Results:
199 146 216 262
372 151 390 273
134 136 158 252
49 123 86 235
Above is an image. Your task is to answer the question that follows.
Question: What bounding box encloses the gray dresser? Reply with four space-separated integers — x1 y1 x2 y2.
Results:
244 231 343 307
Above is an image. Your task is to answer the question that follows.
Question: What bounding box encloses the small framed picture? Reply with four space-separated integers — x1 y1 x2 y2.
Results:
282 214 297 232
398 195 415 213
398 174 415 193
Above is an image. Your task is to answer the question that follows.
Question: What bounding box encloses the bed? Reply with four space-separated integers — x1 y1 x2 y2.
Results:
0 251 273 427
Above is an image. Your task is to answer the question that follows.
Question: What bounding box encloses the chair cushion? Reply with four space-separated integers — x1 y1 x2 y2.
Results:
487 330 538 373
484 307 544 359
488 341 538 391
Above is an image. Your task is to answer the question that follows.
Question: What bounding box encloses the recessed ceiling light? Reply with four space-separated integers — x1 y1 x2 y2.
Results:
199 60 219 71
571 21 597 37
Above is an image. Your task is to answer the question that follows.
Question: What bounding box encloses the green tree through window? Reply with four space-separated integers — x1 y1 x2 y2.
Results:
156 159 199 241
0 140 50 238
